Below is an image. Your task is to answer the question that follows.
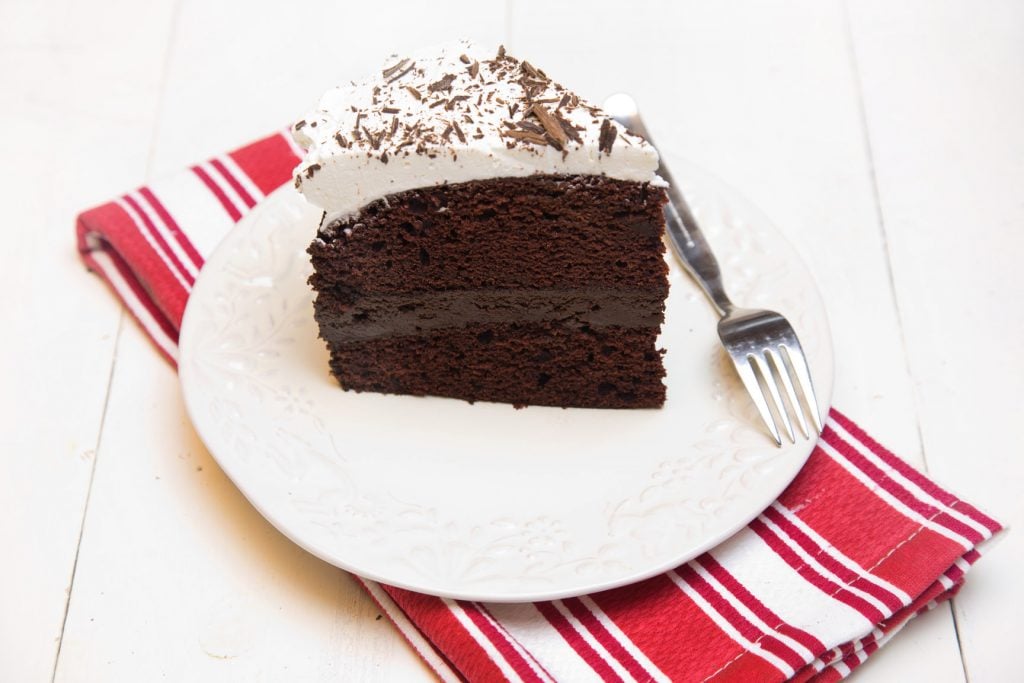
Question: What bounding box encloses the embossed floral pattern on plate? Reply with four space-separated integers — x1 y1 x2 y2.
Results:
179 159 833 602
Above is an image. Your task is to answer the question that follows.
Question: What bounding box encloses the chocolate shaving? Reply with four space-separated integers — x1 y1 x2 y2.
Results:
389 117 399 137
380 151 389 164
557 93 570 109
294 120 307 130
334 132 350 148
519 78 548 90
452 121 466 143
381 58 409 80
598 118 616 154
404 85 422 100
386 61 416 84
459 53 471 64
555 112 582 143
363 126 381 149
521 61 541 79
502 129 548 146
441 124 453 142
428 98 446 109
496 45 506 59
445 95 470 110
381 107 400 114
353 111 363 131
304 163 321 179
428 74 457 92
468 60 479 79
529 103 568 149
516 120 545 135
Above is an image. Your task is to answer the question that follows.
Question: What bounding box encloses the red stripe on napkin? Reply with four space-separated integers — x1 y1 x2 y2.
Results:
76 132 1004 682
137 186 206 272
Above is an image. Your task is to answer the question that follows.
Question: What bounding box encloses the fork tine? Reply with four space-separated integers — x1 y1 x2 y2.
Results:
780 342 823 435
750 353 796 444
731 354 782 446
766 347 810 439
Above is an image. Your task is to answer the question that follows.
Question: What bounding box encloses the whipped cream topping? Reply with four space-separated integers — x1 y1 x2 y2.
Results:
291 39 660 222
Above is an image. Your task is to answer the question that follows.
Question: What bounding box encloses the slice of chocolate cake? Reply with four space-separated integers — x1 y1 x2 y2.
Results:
292 40 669 408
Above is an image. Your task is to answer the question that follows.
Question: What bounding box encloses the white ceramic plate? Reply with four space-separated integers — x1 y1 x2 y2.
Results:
179 159 833 602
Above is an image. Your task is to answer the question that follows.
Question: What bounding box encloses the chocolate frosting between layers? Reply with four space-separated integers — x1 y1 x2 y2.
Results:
314 288 663 344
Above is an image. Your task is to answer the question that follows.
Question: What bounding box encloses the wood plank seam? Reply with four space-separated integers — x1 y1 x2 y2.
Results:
840 0 931 472
841 2 967 680
49 312 125 683
50 1 185 678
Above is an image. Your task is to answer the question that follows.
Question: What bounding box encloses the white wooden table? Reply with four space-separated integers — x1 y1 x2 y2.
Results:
3 1 1020 680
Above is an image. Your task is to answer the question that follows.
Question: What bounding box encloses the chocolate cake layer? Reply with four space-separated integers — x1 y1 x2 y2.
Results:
328 322 666 409
313 287 663 343
309 175 668 294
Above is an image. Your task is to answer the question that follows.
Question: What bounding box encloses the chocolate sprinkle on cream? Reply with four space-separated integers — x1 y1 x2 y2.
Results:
452 121 466 143
556 112 582 143
529 103 567 150
385 60 415 84
428 74 457 92
290 40 658 219
502 129 548 146
520 61 541 79
381 58 409 80
598 118 616 154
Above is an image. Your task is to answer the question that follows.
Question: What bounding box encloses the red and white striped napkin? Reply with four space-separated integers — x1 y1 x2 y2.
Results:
77 131 1003 682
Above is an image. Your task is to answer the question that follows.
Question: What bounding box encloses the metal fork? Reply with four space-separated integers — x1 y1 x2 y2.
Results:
604 94 822 445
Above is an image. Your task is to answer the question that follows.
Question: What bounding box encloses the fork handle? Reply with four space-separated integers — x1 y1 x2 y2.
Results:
609 112 734 317
660 174 734 317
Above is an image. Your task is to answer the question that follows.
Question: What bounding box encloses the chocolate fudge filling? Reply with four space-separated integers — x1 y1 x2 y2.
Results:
313 288 663 343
